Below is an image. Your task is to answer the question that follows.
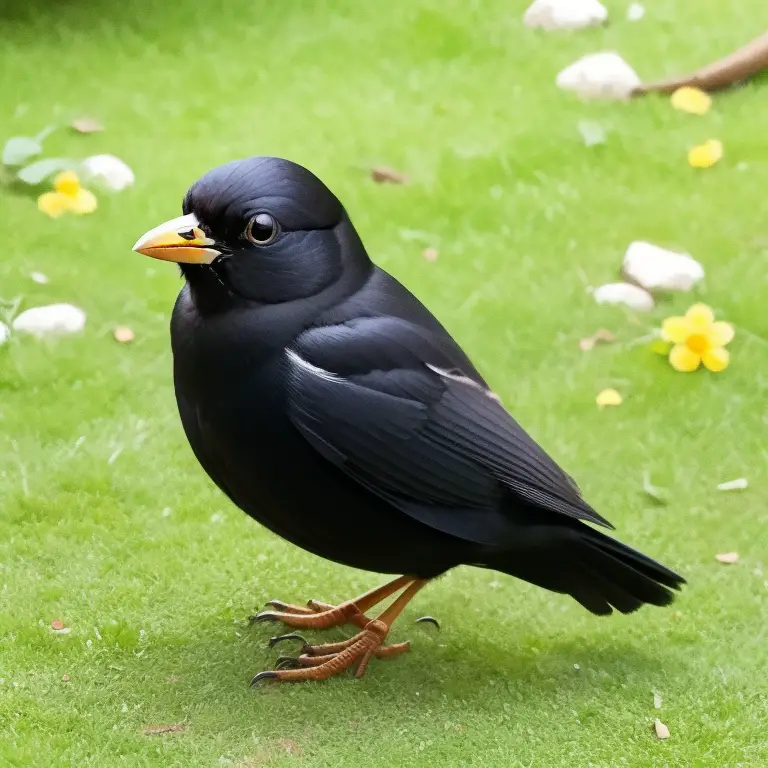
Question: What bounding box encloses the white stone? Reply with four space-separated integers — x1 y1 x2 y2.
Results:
593 282 654 311
556 52 641 100
30 271 49 284
81 154 135 191
627 2 645 21
12 303 86 336
524 0 607 30
0 322 9 345
622 241 704 292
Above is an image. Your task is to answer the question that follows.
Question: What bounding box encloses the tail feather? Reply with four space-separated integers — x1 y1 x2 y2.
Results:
490 523 685 616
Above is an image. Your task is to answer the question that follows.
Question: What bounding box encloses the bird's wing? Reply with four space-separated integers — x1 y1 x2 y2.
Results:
285 317 612 545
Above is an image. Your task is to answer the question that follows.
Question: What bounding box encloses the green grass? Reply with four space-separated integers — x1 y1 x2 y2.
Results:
2 0 767 764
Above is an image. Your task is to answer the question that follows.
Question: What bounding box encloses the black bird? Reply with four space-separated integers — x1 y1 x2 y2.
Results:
133 157 685 684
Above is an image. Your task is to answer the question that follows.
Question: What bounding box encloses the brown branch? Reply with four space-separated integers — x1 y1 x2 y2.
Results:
634 31 768 95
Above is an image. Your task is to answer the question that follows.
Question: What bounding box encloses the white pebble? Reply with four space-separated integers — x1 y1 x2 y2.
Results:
30 271 49 284
622 241 704 292
556 52 641 100
524 0 607 30
593 282 654 311
81 154 135 191
627 2 645 21
12 304 86 337
717 478 748 492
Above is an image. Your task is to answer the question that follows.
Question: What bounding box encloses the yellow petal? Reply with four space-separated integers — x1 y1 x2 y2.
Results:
669 344 701 372
69 188 97 214
701 346 729 372
596 388 622 408
53 170 81 196
710 321 734 347
685 303 714 328
661 316 690 343
671 86 712 115
688 139 723 169
37 191 71 218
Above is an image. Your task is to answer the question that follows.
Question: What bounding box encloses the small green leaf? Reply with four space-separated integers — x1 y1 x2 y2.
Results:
2 136 42 166
17 158 74 185
649 338 672 356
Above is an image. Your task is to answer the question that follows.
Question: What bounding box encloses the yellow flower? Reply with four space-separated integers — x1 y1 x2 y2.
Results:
661 303 734 373
37 171 97 218
671 86 712 115
688 139 723 169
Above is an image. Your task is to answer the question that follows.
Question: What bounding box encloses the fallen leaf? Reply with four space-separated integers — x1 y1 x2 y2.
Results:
577 119 607 147
422 247 439 262
277 740 301 756
716 478 748 491
50 619 66 630
30 271 49 284
142 724 185 735
579 328 615 351
653 692 663 709
715 552 739 564
688 139 723 169
113 326 135 343
654 719 670 739
371 166 409 184
62 674 71 682
642 471 668 506
671 87 712 115
596 388 622 408
71 116 104 134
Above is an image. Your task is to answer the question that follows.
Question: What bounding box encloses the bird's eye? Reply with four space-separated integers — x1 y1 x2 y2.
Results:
245 213 279 245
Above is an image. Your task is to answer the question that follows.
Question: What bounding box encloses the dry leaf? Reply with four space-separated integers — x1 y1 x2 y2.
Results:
71 116 104 134
579 328 615 351
51 619 66 630
654 719 670 739
62 674 71 682
596 388 622 408
688 139 723 169
671 87 712 115
143 724 185 735
371 166 409 184
653 692 663 709
716 478 748 491
422 247 439 262
277 740 301 756
113 326 135 343
715 551 739 564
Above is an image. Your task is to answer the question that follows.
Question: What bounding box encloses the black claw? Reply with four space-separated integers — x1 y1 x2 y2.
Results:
249 612 279 624
275 657 303 670
268 633 309 649
264 600 291 611
415 615 441 630
250 671 279 686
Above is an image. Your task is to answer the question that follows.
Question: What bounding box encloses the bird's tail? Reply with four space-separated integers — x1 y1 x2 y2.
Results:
489 523 685 615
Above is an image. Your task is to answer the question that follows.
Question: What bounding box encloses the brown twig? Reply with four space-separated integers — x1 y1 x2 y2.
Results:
634 31 768 95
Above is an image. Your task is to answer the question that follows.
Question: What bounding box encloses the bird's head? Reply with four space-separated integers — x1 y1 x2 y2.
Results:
133 157 369 304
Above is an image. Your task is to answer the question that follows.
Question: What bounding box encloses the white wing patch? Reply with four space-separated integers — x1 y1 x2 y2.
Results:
286 349 341 382
426 364 502 404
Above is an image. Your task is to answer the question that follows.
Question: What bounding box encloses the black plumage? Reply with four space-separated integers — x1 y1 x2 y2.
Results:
133 157 685 683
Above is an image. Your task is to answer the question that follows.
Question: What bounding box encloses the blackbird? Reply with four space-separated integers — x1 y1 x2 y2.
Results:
133 157 684 684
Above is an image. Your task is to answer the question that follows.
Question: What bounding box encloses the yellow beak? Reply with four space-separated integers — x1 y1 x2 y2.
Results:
132 213 221 264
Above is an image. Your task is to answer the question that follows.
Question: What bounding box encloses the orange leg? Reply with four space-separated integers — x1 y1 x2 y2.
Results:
252 579 428 684
250 575 413 631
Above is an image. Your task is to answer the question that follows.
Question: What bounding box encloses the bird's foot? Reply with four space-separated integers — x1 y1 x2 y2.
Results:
252 619 409 684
